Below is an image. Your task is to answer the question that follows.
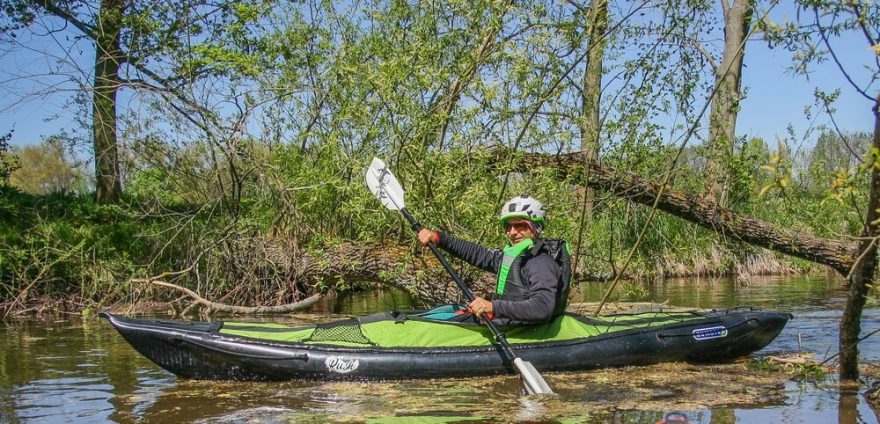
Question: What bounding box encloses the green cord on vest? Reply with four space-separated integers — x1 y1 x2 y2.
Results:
496 239 534 295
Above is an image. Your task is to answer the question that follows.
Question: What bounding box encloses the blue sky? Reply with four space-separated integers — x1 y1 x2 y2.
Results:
738 26 875 151
0 28 92 148
0 5 875 152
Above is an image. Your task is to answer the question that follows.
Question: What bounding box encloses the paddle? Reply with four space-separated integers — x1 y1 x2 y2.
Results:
365 157 554 395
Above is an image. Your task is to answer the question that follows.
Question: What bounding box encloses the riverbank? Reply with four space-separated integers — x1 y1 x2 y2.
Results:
0 161 849 319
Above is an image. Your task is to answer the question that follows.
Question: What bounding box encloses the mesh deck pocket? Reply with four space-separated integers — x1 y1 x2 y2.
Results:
305 318 374 345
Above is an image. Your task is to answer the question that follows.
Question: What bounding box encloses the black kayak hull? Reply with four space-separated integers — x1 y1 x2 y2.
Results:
101 309 790 381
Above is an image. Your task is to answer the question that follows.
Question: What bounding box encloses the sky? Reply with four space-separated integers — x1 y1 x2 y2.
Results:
737 25 876 152
0 28 93 148
0 3 876 154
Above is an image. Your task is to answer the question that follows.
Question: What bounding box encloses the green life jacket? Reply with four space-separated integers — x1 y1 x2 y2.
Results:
494 238 573 317
495 239 534 296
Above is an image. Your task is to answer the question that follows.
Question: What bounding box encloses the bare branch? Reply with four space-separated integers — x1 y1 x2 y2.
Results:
133 278 324 314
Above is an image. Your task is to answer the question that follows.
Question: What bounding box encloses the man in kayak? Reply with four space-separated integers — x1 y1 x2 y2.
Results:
417 195 563 325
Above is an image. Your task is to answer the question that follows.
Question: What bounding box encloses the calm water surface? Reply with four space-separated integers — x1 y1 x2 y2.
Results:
2 276 880 423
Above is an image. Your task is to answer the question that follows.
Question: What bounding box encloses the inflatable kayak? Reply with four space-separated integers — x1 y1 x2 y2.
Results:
101 306 790 381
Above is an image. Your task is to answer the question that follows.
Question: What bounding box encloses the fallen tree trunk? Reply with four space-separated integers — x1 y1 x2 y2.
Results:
506 150 857 276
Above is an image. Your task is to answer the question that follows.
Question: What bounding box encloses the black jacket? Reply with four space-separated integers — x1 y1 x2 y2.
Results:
437 232 560 325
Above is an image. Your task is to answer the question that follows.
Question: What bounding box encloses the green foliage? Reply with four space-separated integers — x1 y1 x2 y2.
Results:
748 357 827 381
757 138 793 198
748 357 781 372
727 137 772 207
0 130 17 186
8 137 86 195
126 167 185 205
805 131 873 211
0 191 147 303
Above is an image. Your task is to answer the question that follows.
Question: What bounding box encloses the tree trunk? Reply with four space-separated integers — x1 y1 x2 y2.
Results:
839 98 880 380
93 0 123 204
705 0 753 207
578 0 608 213
573 0 609 272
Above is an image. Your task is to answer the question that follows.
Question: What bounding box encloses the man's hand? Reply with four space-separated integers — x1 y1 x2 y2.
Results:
469 297 494 318
417 229 439 245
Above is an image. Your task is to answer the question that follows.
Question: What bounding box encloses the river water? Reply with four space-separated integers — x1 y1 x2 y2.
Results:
2 276 880 423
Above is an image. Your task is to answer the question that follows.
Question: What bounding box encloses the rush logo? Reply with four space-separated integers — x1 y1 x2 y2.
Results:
325 357 360 374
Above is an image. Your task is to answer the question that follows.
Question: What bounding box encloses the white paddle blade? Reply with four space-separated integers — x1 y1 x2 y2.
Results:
513 358 554 395
365 157 405 211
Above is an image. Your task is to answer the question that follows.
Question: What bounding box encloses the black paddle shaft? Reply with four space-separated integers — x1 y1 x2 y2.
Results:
398 207 517 361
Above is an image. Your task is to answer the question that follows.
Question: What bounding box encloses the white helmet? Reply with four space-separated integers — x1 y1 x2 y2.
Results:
499 195 546 225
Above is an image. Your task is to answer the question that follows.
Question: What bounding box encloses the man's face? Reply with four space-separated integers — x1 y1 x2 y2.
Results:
504 218 536 245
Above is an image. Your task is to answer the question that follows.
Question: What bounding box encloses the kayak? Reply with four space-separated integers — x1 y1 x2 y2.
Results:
101 307 791 381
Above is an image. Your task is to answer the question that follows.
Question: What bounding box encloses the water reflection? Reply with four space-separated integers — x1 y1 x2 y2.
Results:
0 317 174 423
574 275 849 312
0 276 878 423
329 288 416 315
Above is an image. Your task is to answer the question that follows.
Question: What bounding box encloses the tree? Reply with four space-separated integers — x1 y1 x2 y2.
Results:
579 0 609 207
806 130 872 191
0 130 17 186
9 137 85 195
0 0 275 204
758 0 880 381
0 0 126 203
92 0 123 203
